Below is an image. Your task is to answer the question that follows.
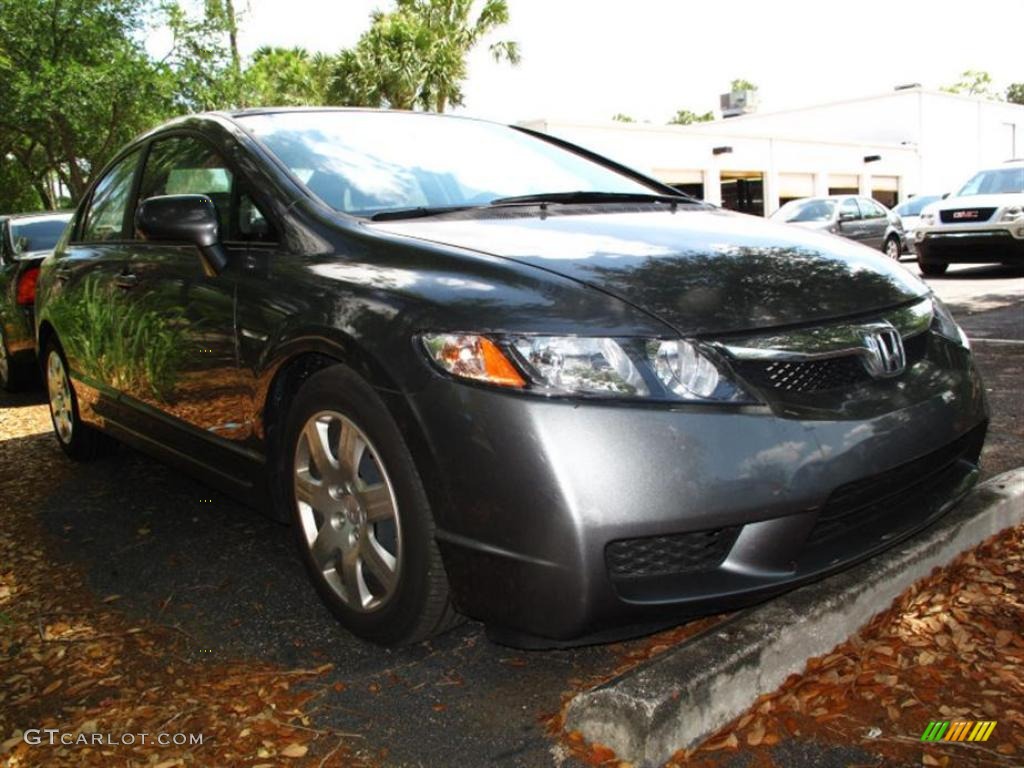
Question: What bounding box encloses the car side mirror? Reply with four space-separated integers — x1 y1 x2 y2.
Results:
136 194 229 274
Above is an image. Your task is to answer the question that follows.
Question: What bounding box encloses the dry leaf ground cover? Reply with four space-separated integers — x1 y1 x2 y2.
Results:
671 521 1024 768
0 400 359 768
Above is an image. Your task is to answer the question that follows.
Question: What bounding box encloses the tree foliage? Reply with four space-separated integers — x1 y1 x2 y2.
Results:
329 0 519 112
1007 83 1024 105
941 70 998 98
0 0 519 212
0 0 172 204
611 113 635 123
729 78 757 92
668 109 714 125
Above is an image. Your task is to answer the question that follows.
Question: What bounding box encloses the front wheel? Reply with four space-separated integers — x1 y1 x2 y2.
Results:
884 236 901 261
276 365 460 645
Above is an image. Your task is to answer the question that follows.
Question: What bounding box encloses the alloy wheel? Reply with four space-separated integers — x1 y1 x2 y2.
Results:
294 411 402 613
47 350 74 443
886 238 901 260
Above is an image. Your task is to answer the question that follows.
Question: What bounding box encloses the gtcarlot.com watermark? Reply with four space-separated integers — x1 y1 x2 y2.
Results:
23 729 204 747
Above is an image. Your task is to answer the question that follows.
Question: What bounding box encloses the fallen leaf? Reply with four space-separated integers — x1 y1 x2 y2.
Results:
280 743 308 758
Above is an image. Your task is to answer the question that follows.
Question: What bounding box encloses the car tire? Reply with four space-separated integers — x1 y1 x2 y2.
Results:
276 364 460 645
0 330 27 392
43 339 112 460
918 259 949 277
884 236 901 261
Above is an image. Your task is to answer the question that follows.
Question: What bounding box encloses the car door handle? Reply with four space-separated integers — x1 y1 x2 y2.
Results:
114 273 138 289
55 266 72 282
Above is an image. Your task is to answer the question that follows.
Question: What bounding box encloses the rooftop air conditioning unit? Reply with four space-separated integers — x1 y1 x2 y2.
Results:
720 89 759 118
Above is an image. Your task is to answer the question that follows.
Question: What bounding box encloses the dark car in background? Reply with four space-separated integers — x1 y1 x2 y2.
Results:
35 110 986 647
772 195 906 260
0 211 72 390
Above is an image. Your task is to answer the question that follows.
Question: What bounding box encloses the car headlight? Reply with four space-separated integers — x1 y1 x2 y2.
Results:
421 333 755 403
1000 206 1023 222
919 212 935 225
930 297 970 350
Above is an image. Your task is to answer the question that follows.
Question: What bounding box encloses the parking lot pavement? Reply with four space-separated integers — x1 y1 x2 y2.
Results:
0 262 1020 768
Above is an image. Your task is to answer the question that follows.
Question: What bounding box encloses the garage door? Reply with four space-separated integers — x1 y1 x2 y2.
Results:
778 173 814 199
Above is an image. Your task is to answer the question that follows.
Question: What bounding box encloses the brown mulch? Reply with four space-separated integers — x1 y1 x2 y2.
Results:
673 522 1024 767
0 400 365 767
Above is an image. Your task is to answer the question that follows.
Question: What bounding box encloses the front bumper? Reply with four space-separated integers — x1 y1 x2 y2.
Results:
917 230 1024 264
408 336 988 643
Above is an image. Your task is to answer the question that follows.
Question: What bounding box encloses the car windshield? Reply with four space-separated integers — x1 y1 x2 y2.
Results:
237 111 659 217
8 214 71 255
895 195 941 216
772 199 836 223
955 167 1024 197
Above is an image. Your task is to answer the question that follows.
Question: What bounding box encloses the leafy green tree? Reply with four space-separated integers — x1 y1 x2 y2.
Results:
611 113 635 123
668 109 714 125
941 70 997 98
0 0 172 203
161 0 243 111
243 47 333 106
1007 83 1024 105
329 0 519 112
730 78 758 92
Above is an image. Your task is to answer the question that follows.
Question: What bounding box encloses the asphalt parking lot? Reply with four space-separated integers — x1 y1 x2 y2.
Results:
1 261 1021 767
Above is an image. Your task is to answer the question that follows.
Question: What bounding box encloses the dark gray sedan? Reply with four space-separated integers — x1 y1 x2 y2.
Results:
35 110 986 647
772 195 907 260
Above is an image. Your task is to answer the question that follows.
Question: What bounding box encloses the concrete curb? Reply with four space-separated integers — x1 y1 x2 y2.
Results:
564 468 1024 768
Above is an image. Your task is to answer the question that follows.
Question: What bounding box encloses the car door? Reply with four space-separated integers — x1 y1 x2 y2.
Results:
45 148 143 426
858 197 888 249
836 197 867 244
115 133 254 475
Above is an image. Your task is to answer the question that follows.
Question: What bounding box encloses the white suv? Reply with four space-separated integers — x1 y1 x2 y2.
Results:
914 160 1024 276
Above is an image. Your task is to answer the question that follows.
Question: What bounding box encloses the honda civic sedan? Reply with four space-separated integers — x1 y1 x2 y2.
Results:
35 109 987 647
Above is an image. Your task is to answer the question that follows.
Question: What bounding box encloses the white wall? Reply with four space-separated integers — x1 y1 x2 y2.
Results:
521 119 918 215
663 88 1024 196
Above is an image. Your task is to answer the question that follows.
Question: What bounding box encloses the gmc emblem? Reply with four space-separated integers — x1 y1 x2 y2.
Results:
951 210 979 220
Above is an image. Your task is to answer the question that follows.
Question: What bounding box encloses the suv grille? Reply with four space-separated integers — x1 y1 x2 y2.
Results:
939 207 996 224
606 526 741 579
735 332 928 394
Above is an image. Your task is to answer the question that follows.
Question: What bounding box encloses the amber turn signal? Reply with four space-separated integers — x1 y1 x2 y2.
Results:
423 334 526 388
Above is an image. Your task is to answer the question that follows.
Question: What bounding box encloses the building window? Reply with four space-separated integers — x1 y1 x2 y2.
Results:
720 172 764 216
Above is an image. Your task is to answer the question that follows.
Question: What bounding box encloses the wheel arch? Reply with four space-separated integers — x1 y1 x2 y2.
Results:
258 333 447 524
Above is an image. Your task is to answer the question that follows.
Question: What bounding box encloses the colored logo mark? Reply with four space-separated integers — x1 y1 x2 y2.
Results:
921 721 997 743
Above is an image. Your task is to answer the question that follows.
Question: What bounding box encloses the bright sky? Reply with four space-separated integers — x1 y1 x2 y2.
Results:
187 0 1024 123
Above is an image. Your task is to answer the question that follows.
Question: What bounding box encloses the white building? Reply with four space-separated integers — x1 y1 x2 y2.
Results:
520 87 1024 217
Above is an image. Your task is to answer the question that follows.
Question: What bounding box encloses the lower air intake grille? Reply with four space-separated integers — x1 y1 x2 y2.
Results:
606 526 740 579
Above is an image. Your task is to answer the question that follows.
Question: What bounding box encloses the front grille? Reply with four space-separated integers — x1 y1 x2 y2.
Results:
734 332 929 394
606 526 740 579
939 207 996 224
807 423 986 546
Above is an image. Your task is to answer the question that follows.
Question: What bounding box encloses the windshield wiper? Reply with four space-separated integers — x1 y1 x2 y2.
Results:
487 190 696 206
369 205 481 222
369 190 699 221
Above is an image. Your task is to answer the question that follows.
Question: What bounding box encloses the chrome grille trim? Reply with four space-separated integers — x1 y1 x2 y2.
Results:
712 297 932 363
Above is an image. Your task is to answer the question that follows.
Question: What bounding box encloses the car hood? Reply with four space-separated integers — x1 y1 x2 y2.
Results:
932 193 1024 211
370 207 928 336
